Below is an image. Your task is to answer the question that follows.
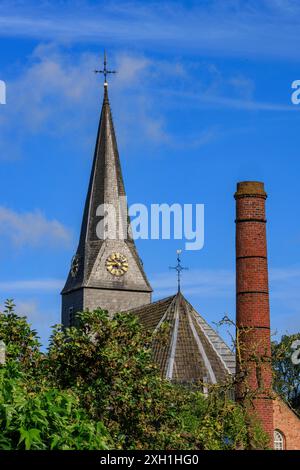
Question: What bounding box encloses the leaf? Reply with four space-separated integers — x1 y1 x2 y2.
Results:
18 427 41 450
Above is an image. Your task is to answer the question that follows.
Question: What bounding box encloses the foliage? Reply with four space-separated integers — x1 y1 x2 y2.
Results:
47 309 190 449
0 301 270 450
272 333 300 413
179 390 247 450
0 301 109 450
0 365 109 450
0 300 41 369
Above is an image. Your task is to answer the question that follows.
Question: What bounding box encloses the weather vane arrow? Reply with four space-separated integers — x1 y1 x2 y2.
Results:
169 249 188 293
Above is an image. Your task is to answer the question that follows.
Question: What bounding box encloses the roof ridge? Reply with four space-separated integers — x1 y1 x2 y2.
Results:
182 295 233 352
181 300 217 384
153 294 178 333
178 294 235 374
128 294 176 313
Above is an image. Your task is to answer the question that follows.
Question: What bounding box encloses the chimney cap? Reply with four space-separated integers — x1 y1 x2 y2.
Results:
234 181 267 199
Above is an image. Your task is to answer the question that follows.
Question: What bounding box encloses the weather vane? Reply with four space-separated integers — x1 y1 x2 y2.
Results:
94 51 116 84
169 249 188 293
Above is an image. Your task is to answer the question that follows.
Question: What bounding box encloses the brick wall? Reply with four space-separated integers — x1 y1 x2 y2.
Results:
273 398 300 450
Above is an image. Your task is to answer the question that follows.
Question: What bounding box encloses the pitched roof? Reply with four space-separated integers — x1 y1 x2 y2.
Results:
130 292 235 384
62 84 152 295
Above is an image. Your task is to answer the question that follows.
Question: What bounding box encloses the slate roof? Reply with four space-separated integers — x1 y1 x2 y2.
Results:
130 292 235 384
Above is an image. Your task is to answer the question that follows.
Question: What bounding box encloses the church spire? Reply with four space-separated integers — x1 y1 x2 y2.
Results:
77 65 126 249
62 57 152 323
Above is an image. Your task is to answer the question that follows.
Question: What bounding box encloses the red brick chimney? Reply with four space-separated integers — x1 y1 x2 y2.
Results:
235 181 274 448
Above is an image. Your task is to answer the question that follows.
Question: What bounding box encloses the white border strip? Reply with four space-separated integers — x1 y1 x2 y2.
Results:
166 300 180 380
187 310 217 384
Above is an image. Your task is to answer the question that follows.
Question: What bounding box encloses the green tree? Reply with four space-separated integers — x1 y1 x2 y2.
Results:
0 301 269 450
47 309 190 449
0 299 41 368
0 366 109 450
272 333 300 413
0 301 109 450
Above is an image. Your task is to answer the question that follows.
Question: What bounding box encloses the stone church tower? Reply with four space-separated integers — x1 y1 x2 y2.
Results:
61 81 152 326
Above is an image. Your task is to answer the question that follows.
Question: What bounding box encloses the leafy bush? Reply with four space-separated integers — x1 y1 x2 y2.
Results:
0 301 269 450
0 365 109 449
0 300 41 369
47 309 190 449
272 333 300 413
179 391 248 450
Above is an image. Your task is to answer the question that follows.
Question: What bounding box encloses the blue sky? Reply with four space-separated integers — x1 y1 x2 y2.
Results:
1 0 300 347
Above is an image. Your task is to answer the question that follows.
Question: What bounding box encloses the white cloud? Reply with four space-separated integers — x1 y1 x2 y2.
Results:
269 267 300 282
228 75 255 101
5 298 61 346
151 268 235 299
1 1 300 60
0 264 298 344
12 299 40 322
0 287 63 346
115 55 150 84
0 279 64 292
149 265 300 339
1 42 295 165
0 46 170 149
1 44 222 158
1 264 294 313
269 267 300 310
1 45 98 137
150 266 300 329
0 206 72 248
163 86 299 113
200 95 298 112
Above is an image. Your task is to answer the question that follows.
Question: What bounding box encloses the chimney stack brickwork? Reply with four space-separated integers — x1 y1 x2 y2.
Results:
235 181 274 447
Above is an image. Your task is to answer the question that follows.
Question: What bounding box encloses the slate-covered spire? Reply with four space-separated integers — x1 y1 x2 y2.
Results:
77 82 128 251
62 79 152 314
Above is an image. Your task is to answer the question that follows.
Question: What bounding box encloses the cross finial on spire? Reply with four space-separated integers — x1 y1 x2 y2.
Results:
94 51 117 86
169 249 188 293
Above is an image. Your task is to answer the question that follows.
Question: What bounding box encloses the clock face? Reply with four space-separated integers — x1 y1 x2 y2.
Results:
106 252 128 276
71 254 80 277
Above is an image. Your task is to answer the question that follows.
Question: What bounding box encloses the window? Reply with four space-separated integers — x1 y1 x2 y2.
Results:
274 430 285 450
